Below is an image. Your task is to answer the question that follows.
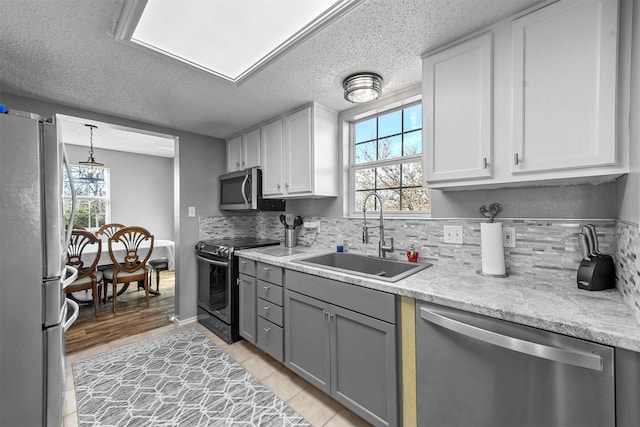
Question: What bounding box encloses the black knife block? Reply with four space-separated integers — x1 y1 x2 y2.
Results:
577 255 615 291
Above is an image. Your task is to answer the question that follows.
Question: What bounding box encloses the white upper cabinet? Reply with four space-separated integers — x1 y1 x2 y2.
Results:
262 103 338 199
226 128 261 172
261 118 284 196
226 135 243 172
422 0 628 190
511 0 619 174
423 32 493 183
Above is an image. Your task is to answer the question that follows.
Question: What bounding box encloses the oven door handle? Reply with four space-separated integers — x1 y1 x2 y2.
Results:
196 255 229 267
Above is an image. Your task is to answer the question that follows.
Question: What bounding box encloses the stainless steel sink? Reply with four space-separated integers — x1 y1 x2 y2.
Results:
293 252 431 282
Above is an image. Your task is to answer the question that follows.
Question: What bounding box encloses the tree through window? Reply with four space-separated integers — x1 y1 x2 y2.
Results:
351 102 429 213
63 165 111 229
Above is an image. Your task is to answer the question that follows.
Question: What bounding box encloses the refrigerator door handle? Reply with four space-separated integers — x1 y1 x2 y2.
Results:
63 298 79 332
420 307 603 371
62 144 77 249
61 266 78 289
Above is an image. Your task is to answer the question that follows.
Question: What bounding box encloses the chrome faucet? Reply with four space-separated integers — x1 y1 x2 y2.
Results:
362 192 394 258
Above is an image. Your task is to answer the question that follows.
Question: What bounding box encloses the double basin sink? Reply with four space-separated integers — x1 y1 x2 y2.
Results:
294 252 431 282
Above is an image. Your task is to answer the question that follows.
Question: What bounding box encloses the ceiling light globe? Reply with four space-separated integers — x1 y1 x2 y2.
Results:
343 73 383 103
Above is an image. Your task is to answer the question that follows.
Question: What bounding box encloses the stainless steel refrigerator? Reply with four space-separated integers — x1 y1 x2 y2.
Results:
0 109 80 426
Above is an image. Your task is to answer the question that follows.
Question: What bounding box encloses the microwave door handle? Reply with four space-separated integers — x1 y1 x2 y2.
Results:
241 172 250 207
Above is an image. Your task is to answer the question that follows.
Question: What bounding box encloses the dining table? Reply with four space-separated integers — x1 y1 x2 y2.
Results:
76 239 175 300
86 239 176 269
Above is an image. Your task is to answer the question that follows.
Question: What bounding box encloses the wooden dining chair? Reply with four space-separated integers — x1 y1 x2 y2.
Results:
147 257 169 294
95 223 126 240
65 229 103 317
103 226 154 313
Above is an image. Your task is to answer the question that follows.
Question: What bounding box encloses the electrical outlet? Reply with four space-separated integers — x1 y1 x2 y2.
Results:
443 225 463 244
503 227 516 248
188 206 196 217
303 222 318 229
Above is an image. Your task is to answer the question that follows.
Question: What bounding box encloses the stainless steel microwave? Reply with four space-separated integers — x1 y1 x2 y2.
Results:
219 168 285 211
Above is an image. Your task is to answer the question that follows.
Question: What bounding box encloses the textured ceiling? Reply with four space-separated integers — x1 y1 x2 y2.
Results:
0 0 544 141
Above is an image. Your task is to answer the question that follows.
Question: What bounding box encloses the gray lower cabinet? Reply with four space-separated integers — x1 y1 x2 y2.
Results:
256 263 285 362
284 270 398 427
238 271 256 344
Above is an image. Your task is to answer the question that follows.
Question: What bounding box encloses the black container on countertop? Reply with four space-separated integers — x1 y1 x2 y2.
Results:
577 255 615 291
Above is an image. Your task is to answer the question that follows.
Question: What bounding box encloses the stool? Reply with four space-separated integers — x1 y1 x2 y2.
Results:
147 257 169 294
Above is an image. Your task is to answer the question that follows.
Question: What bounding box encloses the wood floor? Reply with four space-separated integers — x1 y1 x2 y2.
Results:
65 271 175 354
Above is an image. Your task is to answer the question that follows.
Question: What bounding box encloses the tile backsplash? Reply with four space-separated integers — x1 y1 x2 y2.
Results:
199 215 640 323
616 222 640 325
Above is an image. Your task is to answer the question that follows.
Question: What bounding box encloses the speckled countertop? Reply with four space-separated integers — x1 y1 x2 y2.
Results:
236 245 640 352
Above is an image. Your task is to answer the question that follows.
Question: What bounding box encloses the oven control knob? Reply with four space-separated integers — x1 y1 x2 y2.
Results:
219 248 229 258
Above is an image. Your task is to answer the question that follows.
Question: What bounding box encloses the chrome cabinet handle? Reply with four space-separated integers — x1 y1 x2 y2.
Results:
263 286 270 291
482 157 488 169
240 260 247 264
285 183 289 189
263 267 270 271
420 307 603 371
514 153 520 165
263 306 270 311
264 327 271 333
277 183 281 189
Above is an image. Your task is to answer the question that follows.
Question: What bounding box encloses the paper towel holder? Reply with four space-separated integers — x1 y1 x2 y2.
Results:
479 202 503 222
476 269 509 278
478 202 508 278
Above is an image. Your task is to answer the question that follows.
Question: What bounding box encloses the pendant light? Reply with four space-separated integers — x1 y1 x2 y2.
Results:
343 72 383 103
78 124 104 183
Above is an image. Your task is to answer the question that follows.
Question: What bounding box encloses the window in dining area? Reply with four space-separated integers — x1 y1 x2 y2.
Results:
63 165 111 229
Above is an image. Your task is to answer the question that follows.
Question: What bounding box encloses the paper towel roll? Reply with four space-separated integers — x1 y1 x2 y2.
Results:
481 222 506 275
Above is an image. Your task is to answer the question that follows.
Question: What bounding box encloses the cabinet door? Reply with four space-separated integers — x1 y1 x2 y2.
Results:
243 128 261 169
238 273 256 344
284 107 313 195
511 0 618 174
261 119 285 197
330 303 398 427
284 290 331 394
423 32 493 183
227 136 242 172
227 136 243 172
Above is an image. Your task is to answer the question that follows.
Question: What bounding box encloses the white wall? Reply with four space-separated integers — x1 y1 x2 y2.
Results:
65 144 173 239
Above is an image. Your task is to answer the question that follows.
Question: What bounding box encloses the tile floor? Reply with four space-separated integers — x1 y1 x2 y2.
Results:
63 322 371 427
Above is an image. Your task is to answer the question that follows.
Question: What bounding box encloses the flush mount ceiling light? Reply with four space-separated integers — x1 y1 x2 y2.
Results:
114 0 363 84
343 72 383 103
78 124 104 183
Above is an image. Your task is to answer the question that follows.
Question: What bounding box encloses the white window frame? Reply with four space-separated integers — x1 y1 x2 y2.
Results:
341 86 429 218
63 165 112 230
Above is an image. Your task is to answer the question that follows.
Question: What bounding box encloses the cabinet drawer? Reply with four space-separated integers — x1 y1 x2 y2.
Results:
238 258 256 276
257 317 283 362
257 297 283 327
257 279 283 305
257 262 283 285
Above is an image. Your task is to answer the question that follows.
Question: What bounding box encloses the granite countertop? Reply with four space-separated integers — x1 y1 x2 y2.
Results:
236 245 640 352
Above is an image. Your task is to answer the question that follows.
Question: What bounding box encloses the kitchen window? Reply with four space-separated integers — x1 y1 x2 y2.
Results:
63 165 111 229
349 101 430 215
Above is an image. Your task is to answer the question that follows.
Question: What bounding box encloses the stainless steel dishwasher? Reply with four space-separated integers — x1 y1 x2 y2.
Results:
416 301 615 427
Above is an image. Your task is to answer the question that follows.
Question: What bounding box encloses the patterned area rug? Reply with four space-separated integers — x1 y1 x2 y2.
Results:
72 327 310 426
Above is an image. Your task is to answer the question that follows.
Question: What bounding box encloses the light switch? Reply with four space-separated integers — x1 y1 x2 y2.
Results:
188 206 196 217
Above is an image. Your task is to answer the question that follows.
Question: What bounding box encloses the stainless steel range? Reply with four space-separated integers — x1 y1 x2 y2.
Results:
196 238 280 343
